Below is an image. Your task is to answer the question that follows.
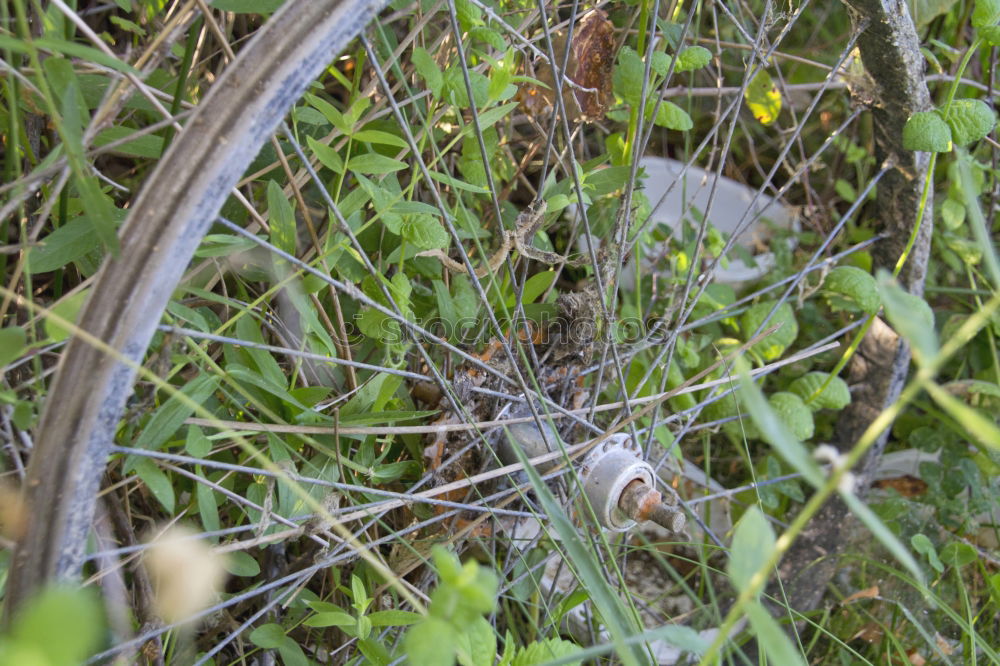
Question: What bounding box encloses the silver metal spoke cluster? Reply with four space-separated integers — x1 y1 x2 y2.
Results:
0 0 933 662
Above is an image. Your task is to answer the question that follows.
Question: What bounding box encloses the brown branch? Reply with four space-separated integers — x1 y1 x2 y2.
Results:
770 0 934 614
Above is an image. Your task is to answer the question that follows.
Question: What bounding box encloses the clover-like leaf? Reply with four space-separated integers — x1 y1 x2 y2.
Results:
768 392 815 441
945 99 997 147
822 265 880 314
740 301 798 361
903 111 952 152
789 372 851 411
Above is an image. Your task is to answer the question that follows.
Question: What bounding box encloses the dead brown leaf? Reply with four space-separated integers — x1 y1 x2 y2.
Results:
871 475 927 497
842 585 880 604
518 9 615 123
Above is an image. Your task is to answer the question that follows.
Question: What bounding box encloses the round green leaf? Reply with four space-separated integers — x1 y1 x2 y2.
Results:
902 111 952 152
972 0 1000 27
249 623 287 649
224 551 261 577
655 101 693 130
788 372 851 410
822 265 880 314
940 197 966 230
10 585 103 666
945 99 997 147
675 45 711 73
740 301 798 361
768 392 815 441
940 541 978 567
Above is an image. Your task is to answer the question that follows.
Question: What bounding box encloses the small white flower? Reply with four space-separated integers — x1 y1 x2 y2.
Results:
144 525 228 625
813 444 856 494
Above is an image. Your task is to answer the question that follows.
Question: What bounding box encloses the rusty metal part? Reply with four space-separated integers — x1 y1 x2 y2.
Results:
617 479 686 534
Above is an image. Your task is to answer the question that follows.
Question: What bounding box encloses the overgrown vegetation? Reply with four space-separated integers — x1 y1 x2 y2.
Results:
1 0 999 664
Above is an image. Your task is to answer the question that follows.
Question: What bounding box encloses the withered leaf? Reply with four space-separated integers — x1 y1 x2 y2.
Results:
517 9 615 123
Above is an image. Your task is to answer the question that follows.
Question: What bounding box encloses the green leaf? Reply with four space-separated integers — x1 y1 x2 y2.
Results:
469 25 506 51
0 326 27 368
224 551 261 577
403 215 450 250
356 308 401 343
823 265 880 314
474 101 519 130
654 101 693 130
768 392 815 441
9 585 103 666
972 0 1000 27
510 637 582 666
728 506 776 596
0 35 140 76
788 372 851 410
110 15 146 36
405 617 457 666
304 93 351 134
75 174 119 257
911 534 944 573
876 271 938 365
452 274 479 320
740 301 798 361
979 24 1000 45
738 360 826 488
93 126 165 158
307 135 344 173
266 180 297 256
368 610 424 627
456 616 497 666
185 426 212 458
196 480 220 534
675 45 711 72
348 152 408 174
744 69 781 125
612 46 644 106
276 640 309 666
902 111 952 152
944 98 997 146
249 623 287 648
940 197 966 230
132 457 175 513
352 129 409 148
44 289 90 343
745 600 807 666
427 169 490 194
304 611 356 627
412 46 444 98
28 216 104 274
210 0 285 12
133 375 220 452
940 541 978 567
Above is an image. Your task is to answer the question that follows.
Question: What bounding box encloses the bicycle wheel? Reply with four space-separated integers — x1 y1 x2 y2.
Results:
1 0 933 662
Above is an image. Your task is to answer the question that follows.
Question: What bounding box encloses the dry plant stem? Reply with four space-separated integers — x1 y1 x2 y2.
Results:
104 489 165 666
769 0 934 616
3 0 393 618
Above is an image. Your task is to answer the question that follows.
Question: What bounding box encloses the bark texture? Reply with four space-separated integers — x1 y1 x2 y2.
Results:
769 0 934 613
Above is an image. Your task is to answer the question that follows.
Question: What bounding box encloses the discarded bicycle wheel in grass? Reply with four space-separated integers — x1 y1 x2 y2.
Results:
2 0 999 664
